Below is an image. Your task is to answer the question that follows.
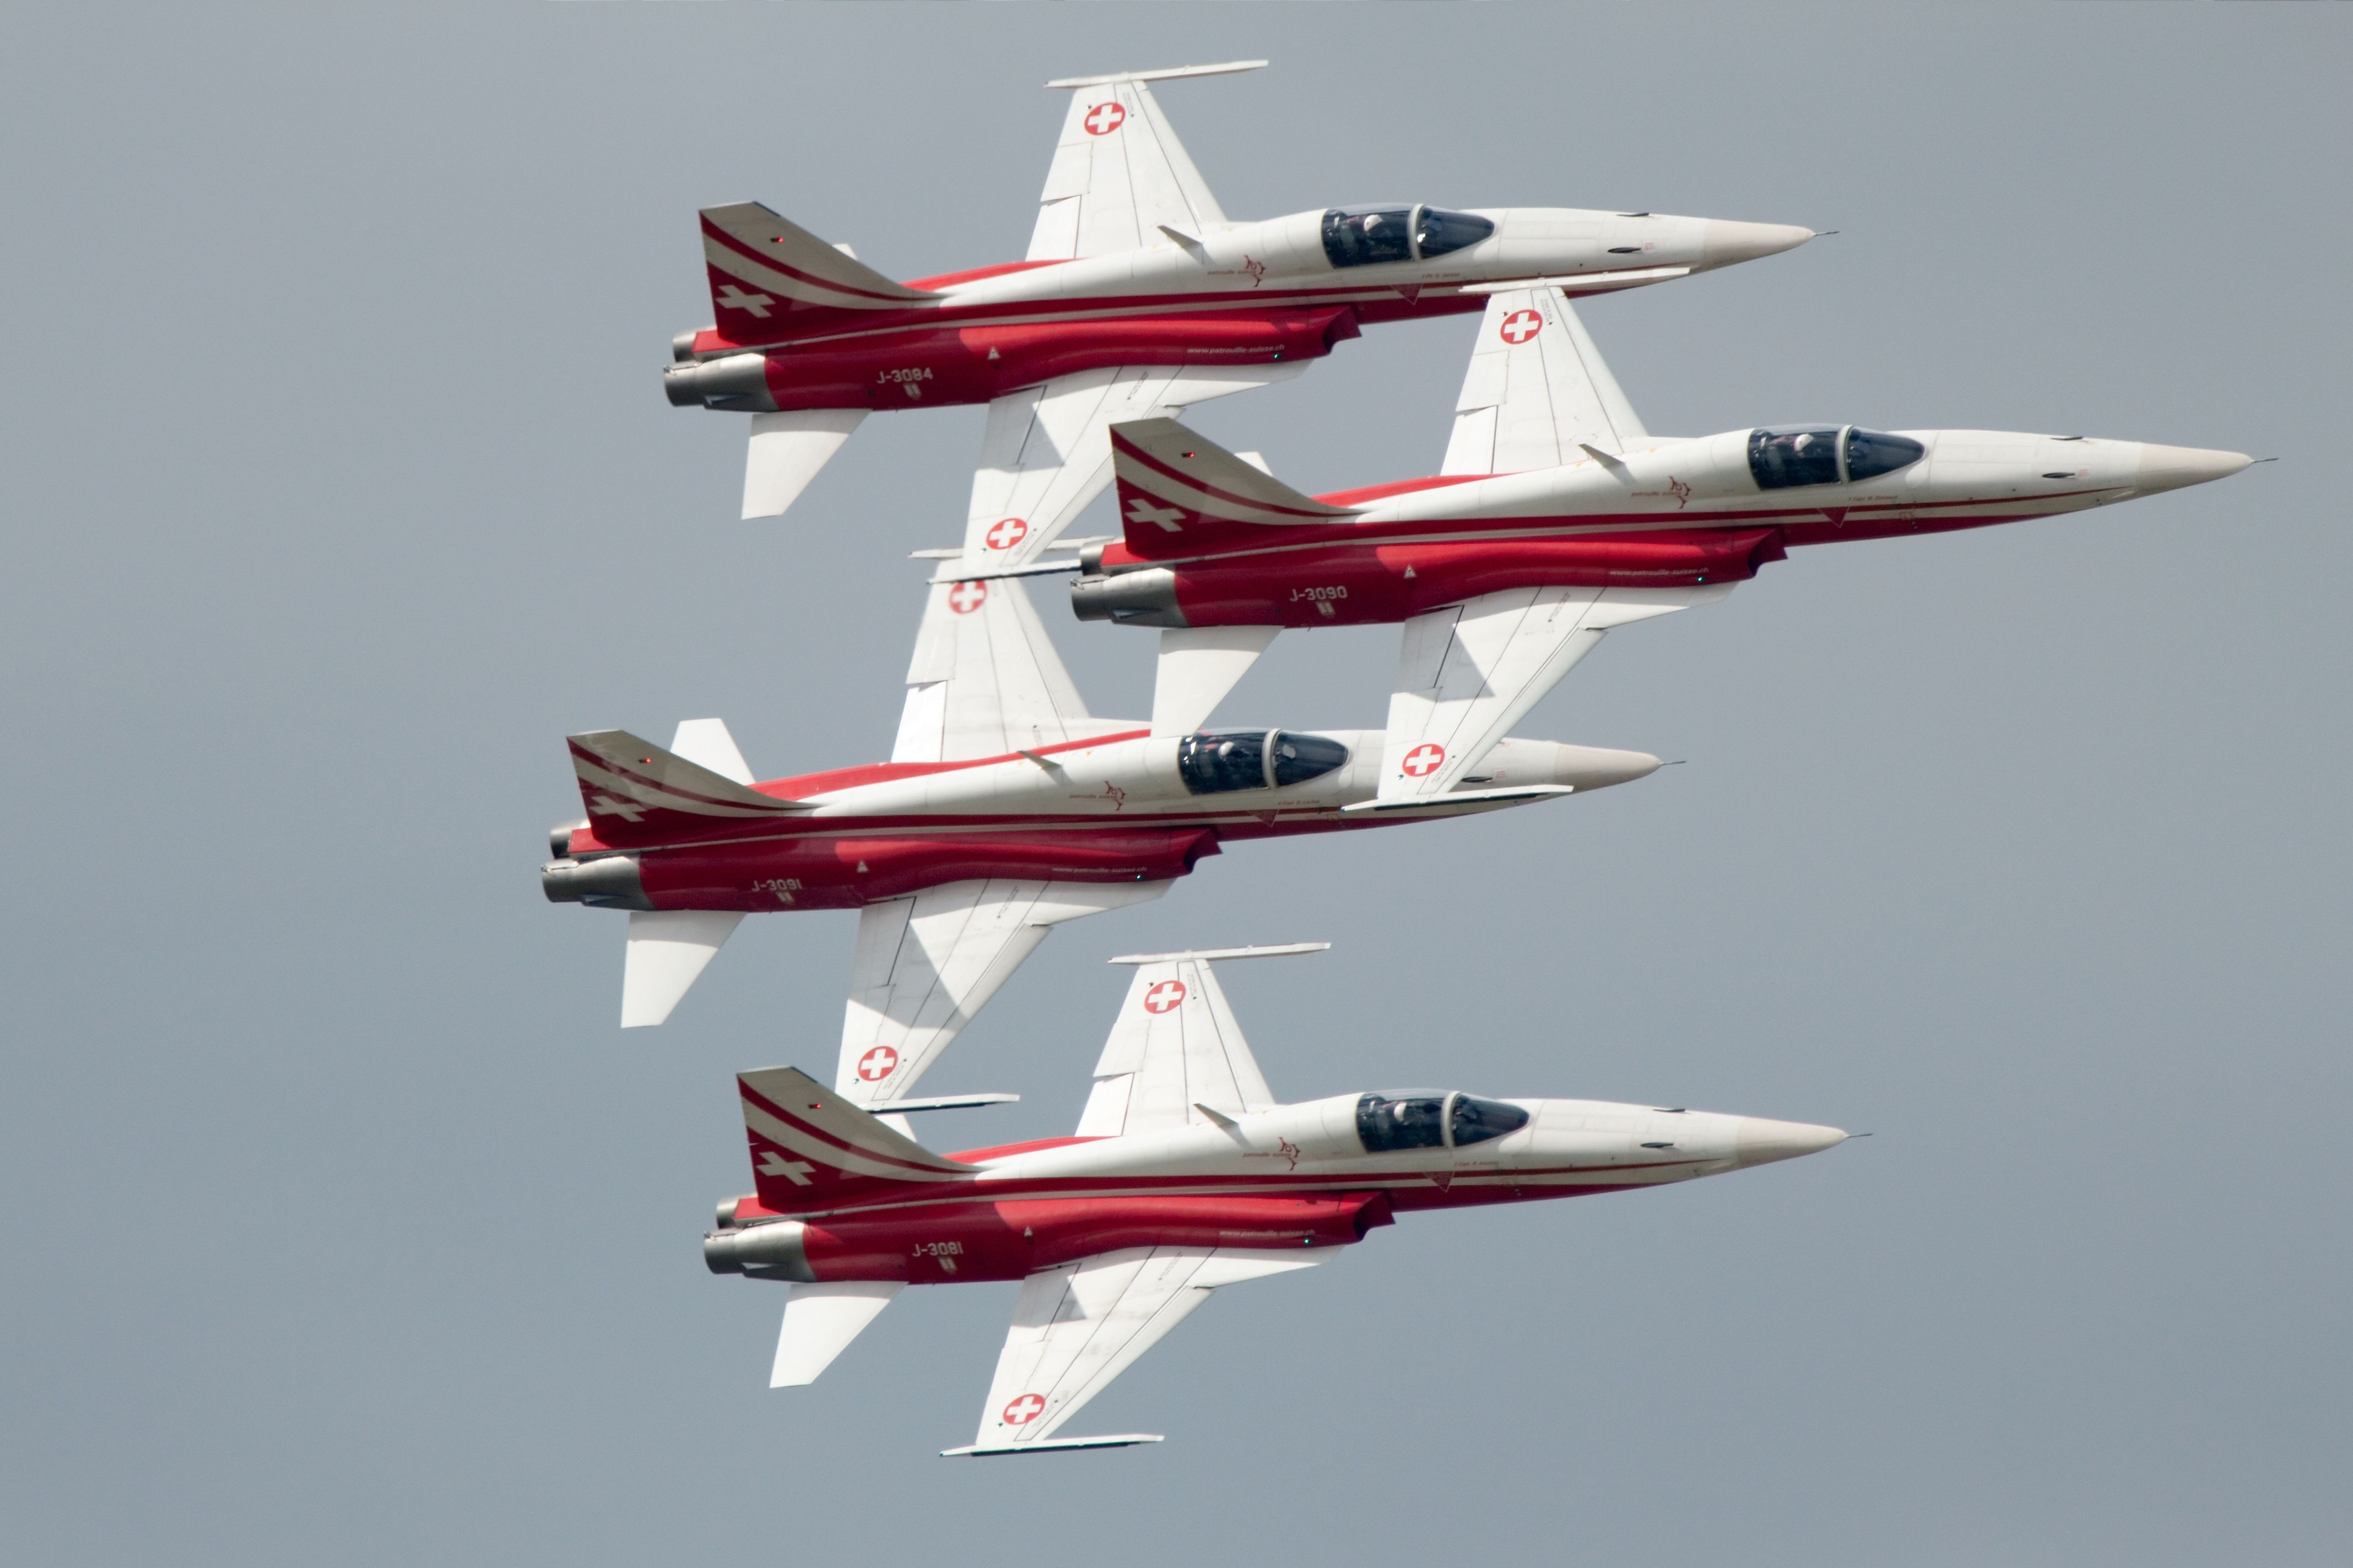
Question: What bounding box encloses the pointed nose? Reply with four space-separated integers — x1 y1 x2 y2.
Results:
1700 220 1815 270
2134 443 2252 495
1734 1117 1847 1169
1551 745 1663 792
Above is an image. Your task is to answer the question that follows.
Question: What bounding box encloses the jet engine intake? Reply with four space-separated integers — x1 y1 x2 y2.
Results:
702 1220 814 1281
662 352 779 413
1070 567 1186 627
540 854 653 910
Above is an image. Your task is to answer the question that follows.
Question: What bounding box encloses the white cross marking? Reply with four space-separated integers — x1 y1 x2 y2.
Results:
716 283 775 319
984 517 1029 551
857 1045 899 1082
758 1151 815 1186
1500 308 1543 345
1401 743 1447 778
588 793 646 823
948 580 988 615
1143 979 1187 1013
1083 101 1126 136
1125 495 1188 533
1002 1392 1047 1424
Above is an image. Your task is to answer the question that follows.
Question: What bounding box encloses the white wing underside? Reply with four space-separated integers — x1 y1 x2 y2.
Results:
1376 585 1729 801
963 1246 1333 1451
961 363 1308 568
770 1282 902 1387
1441 287 1648 476
837 878 1171 1106
1030 72 1240 262
840 574 1169 1105
1076 945 1323 1137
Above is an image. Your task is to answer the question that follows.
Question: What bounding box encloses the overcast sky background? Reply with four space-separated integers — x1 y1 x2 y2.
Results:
3 6 2347 1565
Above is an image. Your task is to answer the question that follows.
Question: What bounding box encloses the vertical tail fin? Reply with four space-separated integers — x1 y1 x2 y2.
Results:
698 202 938 339
1109 418 1357 560
737 1067 973 1212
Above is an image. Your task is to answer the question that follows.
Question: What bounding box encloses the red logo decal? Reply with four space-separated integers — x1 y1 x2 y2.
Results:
1002 1392 1047 1425
1499 309 1544 345
948 580 988 615
856 1046 899 1083
1143 979 1188 1014
1083 101 1126 136
1401 743 1447 778
984 517 1029 552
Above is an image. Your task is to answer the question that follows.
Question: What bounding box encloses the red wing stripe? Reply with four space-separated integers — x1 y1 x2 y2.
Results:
1111 431 1347 520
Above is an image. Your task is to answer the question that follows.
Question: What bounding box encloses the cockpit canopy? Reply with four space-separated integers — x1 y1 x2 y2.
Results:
1321 205 1496 269
1355 1090 1532 1153
1747 425 1927 490
1177 729 1350 795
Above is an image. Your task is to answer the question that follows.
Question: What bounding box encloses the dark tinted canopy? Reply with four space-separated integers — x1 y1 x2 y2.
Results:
1177 729 1350 795
1748 425 1927 490
1355 1091 1532 1153
1322 205 1495 269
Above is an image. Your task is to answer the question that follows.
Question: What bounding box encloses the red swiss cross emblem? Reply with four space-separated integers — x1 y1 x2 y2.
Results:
948 580 988 615
856 1045 898 1083
1143 979 1187 1014
1401 743 1447 778
984 517 1029 552
1002 1392 1047 1425
1083 101 1126 136
1500 309 1544 345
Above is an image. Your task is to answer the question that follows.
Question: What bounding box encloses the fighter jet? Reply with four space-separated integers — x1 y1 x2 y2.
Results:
1065 284 2255 803
701 943 1847 1453
542 568 1658 1105
663 59 1811 556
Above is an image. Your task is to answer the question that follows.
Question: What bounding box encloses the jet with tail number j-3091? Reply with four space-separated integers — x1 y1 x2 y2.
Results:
542 565 1659 1109
1063 284 2254 804
700 943 1847 1454
662 58 1811 557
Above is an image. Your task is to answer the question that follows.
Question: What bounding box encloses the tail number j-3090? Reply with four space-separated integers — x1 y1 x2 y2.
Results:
1291 585 1347 619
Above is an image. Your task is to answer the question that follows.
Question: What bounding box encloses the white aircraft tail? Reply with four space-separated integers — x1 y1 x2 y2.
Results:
1108 417 1357 560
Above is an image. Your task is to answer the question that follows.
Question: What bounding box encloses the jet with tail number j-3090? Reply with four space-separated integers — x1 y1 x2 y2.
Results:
1063 284 2254 804
700 943 1847 1454
662 58 1811 559
542 565 1658 1109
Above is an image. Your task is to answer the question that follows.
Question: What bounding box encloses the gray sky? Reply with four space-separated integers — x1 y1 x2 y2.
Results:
3 6 2347 1565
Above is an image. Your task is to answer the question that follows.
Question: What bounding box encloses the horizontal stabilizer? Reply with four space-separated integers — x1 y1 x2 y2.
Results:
942 1435 1164 1457
771 1282 902 1387
621 909 744 1028
668 718 753 784
1150 625 1280 736
1110 418 1357 557
743 410 866 519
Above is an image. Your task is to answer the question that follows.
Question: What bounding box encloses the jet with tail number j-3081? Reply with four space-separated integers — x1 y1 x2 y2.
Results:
701 943 1847 1454
542 565 1658 1109
662 58 1811 558
1063 284 2254 804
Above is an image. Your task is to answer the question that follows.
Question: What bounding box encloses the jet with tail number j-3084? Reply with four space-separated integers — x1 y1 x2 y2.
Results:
701 943 1847 1454
1063 284 2254 804
662 58 1811 559
542 565 1658 1110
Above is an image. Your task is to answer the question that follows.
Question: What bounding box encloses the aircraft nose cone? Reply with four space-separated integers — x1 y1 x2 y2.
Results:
1570 747 1663 791
2134 443 2254 495
1734 1117 1847 1169
1701 220 1815 269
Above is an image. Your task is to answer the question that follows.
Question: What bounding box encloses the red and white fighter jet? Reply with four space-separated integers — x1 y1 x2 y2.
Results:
701 943 1847 1454
1067 284 2255 804
543 569 1658 1105
663 59 1811 551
